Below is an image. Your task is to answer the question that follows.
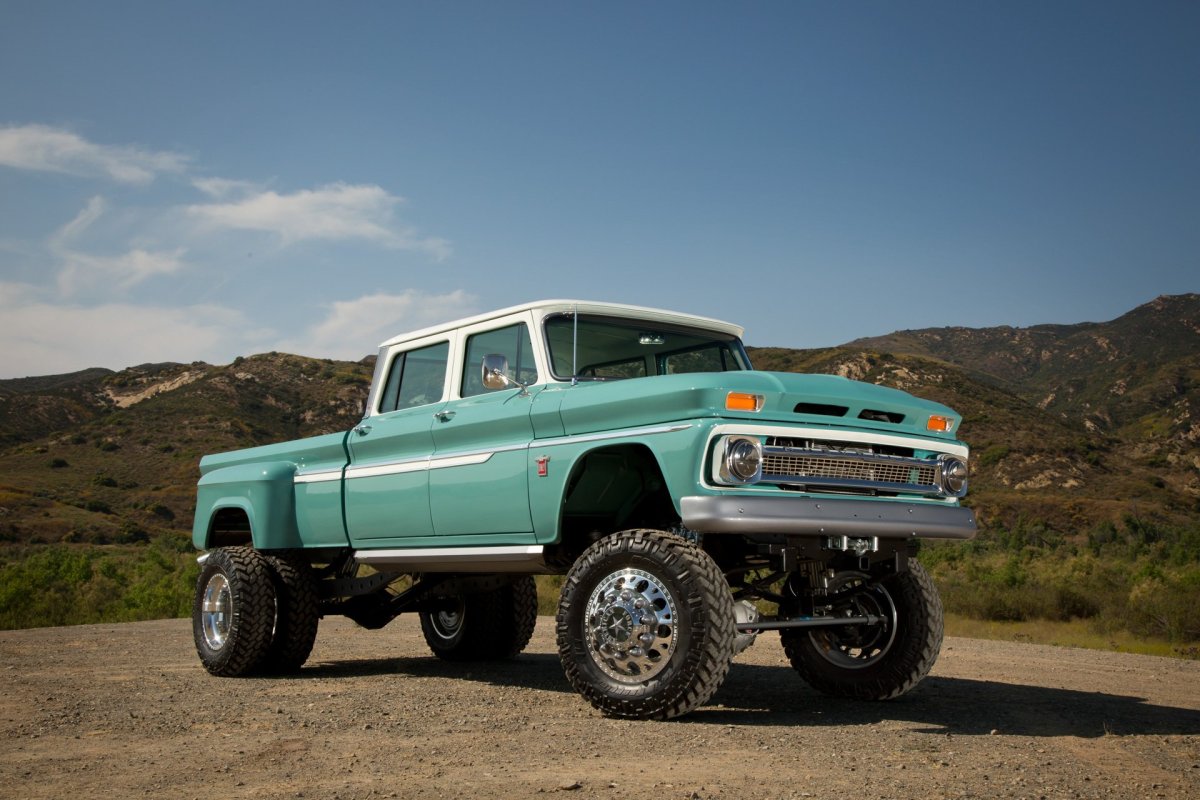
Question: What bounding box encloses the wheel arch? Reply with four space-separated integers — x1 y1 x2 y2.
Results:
547 442 680 565
192 460 302 550
200 502 255 549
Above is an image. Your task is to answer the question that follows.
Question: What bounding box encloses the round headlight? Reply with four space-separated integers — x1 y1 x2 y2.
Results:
941 457 968 495
725 438 762 482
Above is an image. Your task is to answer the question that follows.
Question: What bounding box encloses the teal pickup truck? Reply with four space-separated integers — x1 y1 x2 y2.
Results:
191 300 976 719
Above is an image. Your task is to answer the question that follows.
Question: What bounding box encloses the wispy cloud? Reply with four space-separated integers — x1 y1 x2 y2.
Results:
0 288 269 377
185 183 452 258
191 176 264 199
0 123 189 184
276 290 478 357
0 124 460 376
0 286 476 376
50 197 187 296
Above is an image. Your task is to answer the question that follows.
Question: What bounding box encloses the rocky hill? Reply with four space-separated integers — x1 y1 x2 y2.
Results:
847 293 1200 444
820 293 1200 531
0 295 1197 548
0 354 374 546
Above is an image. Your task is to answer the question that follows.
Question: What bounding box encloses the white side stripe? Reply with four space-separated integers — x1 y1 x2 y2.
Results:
294 451 496 485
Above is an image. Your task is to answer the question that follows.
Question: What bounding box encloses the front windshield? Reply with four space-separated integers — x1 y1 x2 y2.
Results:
544 314 751 380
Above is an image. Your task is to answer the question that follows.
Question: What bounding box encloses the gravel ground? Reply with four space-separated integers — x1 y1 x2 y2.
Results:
1 616 1198 799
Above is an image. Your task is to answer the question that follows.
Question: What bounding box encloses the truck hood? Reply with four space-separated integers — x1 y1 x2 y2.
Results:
554 370 963 442
747 371 960 436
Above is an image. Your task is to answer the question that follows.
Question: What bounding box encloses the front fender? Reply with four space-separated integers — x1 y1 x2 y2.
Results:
192 461 300 550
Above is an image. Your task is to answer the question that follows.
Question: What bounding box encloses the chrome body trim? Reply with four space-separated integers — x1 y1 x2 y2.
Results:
537 423 694 448
295 444 531 485
354 544 547 573
295 424 693 485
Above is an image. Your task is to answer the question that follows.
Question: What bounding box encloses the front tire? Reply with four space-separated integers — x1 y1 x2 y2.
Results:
781 560 943 700
193 547 276 677
556 529 735 720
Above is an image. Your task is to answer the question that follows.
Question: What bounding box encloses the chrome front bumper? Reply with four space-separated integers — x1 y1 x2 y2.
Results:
680 495 977 540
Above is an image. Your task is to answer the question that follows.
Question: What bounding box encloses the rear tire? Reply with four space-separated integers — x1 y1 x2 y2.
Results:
261 552 320 673
193 547 276 677
420 576 538 661
781 560 943 700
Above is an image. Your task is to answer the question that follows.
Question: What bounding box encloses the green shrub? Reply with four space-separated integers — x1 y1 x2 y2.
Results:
0 536 198 629
978 444 1010 467
148 503 175 521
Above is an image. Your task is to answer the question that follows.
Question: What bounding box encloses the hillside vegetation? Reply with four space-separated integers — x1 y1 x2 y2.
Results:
1 296 1197 651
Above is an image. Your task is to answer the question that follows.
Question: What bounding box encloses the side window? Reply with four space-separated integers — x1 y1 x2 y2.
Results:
461 323 538 398
378 341 450 412
663 345 731 375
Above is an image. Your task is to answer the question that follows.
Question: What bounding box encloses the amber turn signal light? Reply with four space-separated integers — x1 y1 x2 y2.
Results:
927 415 954 432
726 392 763 412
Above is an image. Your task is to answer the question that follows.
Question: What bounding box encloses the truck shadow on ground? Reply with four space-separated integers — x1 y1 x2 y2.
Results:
297 655 1200 739
702 665 1200 738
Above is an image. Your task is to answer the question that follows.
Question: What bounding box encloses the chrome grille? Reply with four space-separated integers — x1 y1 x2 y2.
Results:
760 446 939 495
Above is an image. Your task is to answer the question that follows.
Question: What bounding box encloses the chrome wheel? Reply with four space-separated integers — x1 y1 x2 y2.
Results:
192 547 276 677
200 572 233 651
557 530 735 719
427 600 465 642
584 567 678 682
808 571 898 670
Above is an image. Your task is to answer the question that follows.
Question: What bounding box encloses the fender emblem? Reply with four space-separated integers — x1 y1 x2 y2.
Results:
536 455 551 477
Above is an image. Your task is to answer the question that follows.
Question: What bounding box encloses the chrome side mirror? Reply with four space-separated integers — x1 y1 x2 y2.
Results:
482 354 512 390
482 354 531 396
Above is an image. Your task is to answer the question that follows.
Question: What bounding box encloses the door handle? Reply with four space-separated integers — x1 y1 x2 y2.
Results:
434 410 456 422
354 425 372 436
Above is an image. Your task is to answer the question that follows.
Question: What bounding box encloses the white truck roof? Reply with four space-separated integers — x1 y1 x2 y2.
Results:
378 299 745 347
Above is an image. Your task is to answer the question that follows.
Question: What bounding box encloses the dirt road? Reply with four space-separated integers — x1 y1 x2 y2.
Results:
1 616 1198 799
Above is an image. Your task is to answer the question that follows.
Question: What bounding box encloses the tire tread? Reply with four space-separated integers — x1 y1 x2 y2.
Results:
262 551 320 673
781 559 943 700
555 529 735 720
192 546 277 678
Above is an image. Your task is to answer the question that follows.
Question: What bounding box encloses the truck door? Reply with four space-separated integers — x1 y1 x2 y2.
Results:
344 338 449 545
429 321 537 537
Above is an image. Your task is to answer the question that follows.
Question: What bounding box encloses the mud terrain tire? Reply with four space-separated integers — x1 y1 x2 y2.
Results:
781 560 943 700
192 546 276 677
261 552 320 673
556 529 735 720
420 576 538 661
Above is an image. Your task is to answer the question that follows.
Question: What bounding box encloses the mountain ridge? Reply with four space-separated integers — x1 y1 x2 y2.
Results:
0 296 1196 547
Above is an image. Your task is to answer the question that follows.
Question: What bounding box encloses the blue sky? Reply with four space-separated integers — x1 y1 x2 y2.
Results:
1 1 1196 378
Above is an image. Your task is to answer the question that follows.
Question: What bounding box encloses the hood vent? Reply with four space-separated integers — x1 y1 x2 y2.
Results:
794 402 848 417
858 409 905 424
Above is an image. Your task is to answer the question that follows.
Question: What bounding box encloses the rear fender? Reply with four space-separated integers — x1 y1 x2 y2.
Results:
192 461 300 550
